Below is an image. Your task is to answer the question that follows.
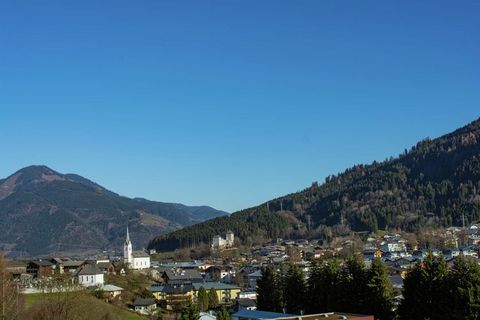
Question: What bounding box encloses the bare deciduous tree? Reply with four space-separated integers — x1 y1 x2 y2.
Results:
0 253 24 320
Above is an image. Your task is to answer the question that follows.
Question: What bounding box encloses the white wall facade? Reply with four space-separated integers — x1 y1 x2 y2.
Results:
132 256 151 270
78 273 104 287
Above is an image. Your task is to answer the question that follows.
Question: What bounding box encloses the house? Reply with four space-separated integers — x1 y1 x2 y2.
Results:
76 264 104 287
98 284 123 299
26 260 54 278
200 312 217 320
277 313 374 320
232 311 374 320
96 261 116 274
232 310 295 320
112 262 127 276
205 265 236 282
123 226 151 270
150 283 194 310
380 242 407 254
412 250 428 260
62 260 85 274
363 248 382 261
131 297 157 314
147 268 162 281
460 246 477 257
238 292 257 300
193 282 240 305
247 270 262 290
157 260 205 270
443 249 460 260
388 274 404 290
5 260 27 279
237 298 257 311
162 268 203 284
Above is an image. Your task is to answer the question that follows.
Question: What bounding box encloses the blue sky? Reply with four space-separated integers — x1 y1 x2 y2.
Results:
0 1 479 212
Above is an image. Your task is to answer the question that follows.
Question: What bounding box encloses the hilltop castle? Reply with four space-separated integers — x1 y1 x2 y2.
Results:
211 231 234 250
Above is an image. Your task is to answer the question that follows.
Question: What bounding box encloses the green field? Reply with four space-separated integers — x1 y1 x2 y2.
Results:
24 292 147 320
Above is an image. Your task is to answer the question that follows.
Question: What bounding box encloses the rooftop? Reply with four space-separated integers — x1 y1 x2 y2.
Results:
192 282 240 290
232 310 295 320
132 297 156 307
76 264 103 276
99 284 123 292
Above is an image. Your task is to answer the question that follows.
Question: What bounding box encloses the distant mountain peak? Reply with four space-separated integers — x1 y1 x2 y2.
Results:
0 165 66 200
0 165 228 257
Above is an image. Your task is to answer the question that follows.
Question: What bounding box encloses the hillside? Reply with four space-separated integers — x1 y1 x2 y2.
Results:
0 166 227 257
149 118 480 252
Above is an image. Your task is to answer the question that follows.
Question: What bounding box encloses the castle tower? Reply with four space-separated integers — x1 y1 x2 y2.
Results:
123 225 133 266
226 231 234 247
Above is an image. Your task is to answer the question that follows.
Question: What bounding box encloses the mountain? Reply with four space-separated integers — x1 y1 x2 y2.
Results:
0 165 228 257
149 118 480 252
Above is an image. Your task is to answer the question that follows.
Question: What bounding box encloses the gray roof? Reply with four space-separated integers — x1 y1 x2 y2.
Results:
192 282 240 290
163 269 203 281
76 264 103 276
101 284 124 292
232 310 295 320
158 261 204 269
150 283 194 294
133 251 150 258
63 260 84 267
97 261 113 269
29 260 53 267
238 298 256 307
132 297 156 307
248 270 262 278
388 275 404 288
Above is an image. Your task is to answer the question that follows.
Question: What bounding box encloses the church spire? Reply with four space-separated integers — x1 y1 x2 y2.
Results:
126 224 131 243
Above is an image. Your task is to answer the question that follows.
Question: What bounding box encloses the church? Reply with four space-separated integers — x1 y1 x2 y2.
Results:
123 226 151 270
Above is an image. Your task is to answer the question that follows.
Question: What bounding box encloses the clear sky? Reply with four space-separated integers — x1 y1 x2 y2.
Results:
0 1 479 213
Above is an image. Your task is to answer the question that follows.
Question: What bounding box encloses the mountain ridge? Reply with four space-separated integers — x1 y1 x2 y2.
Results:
148 117 480 252
0 165 228 257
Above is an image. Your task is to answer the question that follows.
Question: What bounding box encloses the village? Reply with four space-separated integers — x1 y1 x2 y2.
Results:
4 223 480 320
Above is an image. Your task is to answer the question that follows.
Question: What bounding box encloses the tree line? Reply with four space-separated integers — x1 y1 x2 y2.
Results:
149 119 480 252
257 253 480 320
257 256 394 319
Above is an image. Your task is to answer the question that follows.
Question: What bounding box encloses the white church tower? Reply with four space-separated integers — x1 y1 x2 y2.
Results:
123 225 133 266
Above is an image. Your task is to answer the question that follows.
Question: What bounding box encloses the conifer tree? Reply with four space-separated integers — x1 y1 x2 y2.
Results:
365 258 395 320
398 252 449 320
257 265 282 312
181 303 200 320
217 308 232 320
307 259 342 313
197 286 209 311
283 264 306 314
447 256 480 319
208 288 219 309
341 255 368 314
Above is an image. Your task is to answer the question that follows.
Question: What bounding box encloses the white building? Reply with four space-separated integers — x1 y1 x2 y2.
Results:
212 231 234 250
77 264 104 287
380 242 407 253
124 226 151 270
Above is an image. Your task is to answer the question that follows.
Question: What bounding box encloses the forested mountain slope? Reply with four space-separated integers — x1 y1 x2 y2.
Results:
149 118 480 252
0 166 227 256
